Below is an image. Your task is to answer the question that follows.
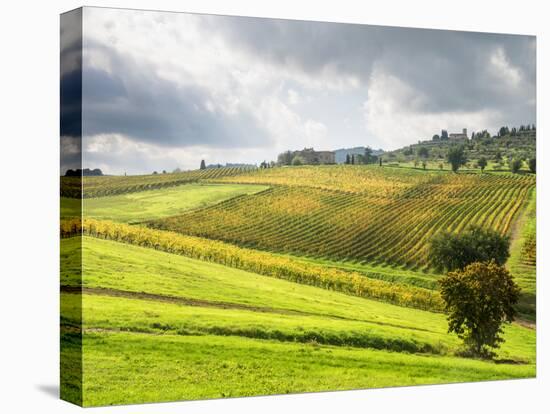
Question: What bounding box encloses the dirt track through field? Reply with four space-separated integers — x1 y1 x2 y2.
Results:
60 285 439 333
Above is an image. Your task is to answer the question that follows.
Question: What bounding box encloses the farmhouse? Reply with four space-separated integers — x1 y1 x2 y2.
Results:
297 148 335 164
449 128 469 140
278 147 335 165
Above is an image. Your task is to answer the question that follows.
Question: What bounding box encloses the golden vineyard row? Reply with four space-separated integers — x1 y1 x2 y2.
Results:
154 174 533 269
61 218 444 312
61 167 254 198
214 164 535 195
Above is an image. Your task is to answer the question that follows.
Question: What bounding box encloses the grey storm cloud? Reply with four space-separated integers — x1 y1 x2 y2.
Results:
206 15 535 115
80 41 271 149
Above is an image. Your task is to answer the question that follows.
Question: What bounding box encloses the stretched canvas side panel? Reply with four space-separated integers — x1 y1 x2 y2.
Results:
60 7 83 406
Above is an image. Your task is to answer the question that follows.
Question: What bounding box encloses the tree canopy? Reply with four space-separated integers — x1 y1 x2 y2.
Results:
439 261 520 358
477 156 487 172
510 158 522 173
446 145 467 172
429 225 510 272
417 146 429 158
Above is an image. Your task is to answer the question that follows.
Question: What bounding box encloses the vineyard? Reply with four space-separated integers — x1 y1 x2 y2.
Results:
154 166 535 270
212 164 437 194
508 189 537 316
60 164 537 406
61 166 254 198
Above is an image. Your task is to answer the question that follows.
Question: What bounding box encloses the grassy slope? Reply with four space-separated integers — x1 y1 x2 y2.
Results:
65 239 533 345
61 183 268 222
60 236 535 406
59 165 536 405
63 237 445 330
66 332 534 406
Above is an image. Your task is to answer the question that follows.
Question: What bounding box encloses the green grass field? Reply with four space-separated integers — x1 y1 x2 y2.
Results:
61 183 268 222
60 165 536 406
61 237 535 406
62 332 534 406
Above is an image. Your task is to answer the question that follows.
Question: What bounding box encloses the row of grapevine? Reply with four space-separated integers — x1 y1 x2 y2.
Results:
154 170 535 271
60 218 444 312
61 167 254 198
509 189 536 292
212 164 534 196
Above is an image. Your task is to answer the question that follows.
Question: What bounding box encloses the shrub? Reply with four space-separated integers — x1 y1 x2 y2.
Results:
291 155 305 166
430 226 510 272
510 158 522 173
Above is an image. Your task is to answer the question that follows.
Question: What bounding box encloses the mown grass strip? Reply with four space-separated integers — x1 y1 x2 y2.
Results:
63 292 448 354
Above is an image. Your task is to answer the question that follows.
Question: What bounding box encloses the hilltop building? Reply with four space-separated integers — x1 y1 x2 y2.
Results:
449 128 468 140
296 148 335 164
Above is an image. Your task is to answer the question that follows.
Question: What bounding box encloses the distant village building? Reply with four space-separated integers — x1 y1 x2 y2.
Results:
278 148 335 165
449 128 468 140
297 148 335 164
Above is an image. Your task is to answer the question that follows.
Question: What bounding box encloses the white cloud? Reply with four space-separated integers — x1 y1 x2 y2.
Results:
76 7 535 173
83 133 274 174
489 47 522 89
363 70 501 149
82 7 334 168
287 89 300 105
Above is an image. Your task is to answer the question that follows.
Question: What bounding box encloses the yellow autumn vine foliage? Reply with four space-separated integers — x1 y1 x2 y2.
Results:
61 218 444 311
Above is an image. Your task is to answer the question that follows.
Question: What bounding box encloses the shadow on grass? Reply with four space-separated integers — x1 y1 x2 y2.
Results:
493 359 529 365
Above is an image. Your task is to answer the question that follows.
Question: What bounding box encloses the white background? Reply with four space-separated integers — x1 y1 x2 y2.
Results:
0 0 547 412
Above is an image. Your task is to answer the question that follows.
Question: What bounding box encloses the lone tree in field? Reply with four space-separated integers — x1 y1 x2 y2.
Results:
446 145 467 172
430 225 510 272
200 159 206 170
477 156 487 172
439 261 520 358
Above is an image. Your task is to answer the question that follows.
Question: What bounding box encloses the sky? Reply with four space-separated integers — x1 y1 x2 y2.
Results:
62 7 536 175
